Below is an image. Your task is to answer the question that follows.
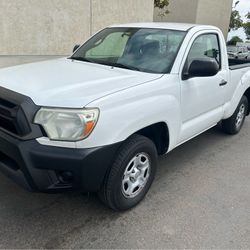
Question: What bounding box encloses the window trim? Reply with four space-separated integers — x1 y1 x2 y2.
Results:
181 32 222 78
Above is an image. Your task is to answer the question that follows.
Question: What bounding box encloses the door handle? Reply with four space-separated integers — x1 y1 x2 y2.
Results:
219 80 227 86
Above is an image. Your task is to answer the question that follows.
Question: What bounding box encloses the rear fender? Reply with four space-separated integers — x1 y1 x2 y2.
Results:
224 70 250 118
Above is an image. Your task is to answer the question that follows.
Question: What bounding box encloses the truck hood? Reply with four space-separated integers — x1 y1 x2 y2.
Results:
0 58 161 107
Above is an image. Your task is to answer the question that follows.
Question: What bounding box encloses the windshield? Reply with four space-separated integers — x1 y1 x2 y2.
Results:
71 28 186 74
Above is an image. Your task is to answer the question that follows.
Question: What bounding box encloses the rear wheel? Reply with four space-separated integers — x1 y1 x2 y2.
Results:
222 95 248 135
98 134 157 211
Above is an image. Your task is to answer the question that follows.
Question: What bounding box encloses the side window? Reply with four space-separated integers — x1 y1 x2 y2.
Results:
186 33 221 69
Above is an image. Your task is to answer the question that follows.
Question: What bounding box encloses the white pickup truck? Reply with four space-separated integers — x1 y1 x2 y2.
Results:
0 23 250 211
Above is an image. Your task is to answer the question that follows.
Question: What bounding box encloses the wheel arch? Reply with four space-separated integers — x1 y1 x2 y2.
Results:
134 122 169 155
243 87 250 115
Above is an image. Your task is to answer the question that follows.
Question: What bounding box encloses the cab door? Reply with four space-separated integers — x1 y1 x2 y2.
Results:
178 32 228 143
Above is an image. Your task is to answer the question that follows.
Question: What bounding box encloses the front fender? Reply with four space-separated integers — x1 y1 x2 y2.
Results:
79 77 181 150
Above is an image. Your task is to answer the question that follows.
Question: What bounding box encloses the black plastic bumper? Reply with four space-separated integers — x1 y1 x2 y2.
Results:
0 130 121 192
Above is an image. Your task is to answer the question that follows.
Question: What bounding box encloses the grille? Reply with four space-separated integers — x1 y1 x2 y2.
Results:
0 97 31 136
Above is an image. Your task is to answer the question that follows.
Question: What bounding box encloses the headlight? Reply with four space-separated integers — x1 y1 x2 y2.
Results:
34 108 99 141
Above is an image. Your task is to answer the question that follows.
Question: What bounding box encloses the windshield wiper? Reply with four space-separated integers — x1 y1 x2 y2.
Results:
69 56 95 63
105 62 142 72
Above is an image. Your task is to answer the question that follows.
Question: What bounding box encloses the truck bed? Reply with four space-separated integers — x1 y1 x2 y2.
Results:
229 59 250 70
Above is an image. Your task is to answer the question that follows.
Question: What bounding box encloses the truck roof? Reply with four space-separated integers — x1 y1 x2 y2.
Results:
110 22 217 31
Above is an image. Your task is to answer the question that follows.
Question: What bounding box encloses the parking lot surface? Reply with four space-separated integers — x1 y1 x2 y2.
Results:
0 56 250 249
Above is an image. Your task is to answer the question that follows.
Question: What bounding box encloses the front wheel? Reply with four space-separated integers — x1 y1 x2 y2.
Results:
222 95 248 135
98 134 158 211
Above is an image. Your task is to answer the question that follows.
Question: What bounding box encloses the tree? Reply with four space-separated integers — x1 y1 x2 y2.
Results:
229 10 243 32
227 36 243 46
246 12 250 19
154 0 170 16
154 0 169 9
243 12 250 40
244 22 250 40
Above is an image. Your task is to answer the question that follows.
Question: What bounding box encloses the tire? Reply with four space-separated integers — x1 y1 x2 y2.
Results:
222 95 248 135
98 134 158 211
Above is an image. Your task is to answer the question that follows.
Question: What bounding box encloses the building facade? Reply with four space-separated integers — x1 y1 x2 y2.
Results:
0 0 154 55
154 0 233 39
0 0 233 56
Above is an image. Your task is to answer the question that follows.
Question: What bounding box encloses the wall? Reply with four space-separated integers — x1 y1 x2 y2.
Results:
154 0 199 24
0 0 233 55
92 0 153 34
196 0 233 38
0 0 154 56
154 0 233 38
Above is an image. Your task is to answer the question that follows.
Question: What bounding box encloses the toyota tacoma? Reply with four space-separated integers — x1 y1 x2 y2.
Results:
0 23 250 211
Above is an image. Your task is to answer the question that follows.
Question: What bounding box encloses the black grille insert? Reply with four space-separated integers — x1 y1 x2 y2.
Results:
0 97 31 136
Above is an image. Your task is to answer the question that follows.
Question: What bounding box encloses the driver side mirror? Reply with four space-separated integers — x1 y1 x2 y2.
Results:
73 44 80 53
182 59 219 80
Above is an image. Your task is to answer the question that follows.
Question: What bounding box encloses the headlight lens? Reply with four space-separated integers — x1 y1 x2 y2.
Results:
34 108 99 141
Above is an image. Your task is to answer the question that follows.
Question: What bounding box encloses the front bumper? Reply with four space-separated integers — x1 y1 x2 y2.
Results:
0 130 121 192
